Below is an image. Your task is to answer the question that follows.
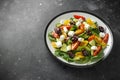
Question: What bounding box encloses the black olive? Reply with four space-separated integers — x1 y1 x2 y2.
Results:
99 26 104 32
71 35 78 43
87 30 92 35
54 27 61 35
67 51 75 58
82 49 89 56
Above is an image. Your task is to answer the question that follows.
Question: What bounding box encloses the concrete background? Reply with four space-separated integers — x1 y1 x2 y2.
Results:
0 0 120 80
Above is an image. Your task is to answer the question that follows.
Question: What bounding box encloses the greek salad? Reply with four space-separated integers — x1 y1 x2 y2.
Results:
48 14 109 64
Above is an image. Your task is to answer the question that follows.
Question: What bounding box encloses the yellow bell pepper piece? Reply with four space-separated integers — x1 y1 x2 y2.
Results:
74 52 84 60
51 42 57 48
75 29 84 35
94 36 102 43
86 18 96 28
64 20 70 25
62 32 67 38
80 40 88 46
101 41 107 48
94 36 107 48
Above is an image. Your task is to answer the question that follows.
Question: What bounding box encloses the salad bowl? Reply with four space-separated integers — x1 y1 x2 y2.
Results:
45 11 114 67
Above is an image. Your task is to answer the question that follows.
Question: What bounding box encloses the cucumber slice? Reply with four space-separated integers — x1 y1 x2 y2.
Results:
89 40 95 46
60 43 67 52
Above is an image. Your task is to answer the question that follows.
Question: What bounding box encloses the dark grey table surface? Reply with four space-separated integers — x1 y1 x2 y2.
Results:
0 0 120 80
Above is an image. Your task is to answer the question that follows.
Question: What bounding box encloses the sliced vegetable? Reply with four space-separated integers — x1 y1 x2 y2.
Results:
51 42 57 48
74 15 85 20
74 52 85 60
93 46 102 56
75 25 84 35
60 43 67 52
52 31 59 38
63 19 70 25
88 35 95 41
80 40 88 46
86 18 96 28
70 25 77 31
103 33 109 43
89 40 95 46
79 23 85 30
48 32 56 41
72 41 80 50
94 36 102 44
75 29 83 35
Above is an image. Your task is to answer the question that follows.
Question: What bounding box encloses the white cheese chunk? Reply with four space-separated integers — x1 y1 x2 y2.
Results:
78 37 84 42
83 22 90 30
78 18 83 22
68 31 74 37
99 32 105 38
76 21 81 27
63 27 68 33
56 41 62 48
60 35 65 41
91 46 97 50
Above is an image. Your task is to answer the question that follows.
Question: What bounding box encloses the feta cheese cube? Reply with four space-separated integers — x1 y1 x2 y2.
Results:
99 32 105 38
63 27 68 33
56 41 62 48
78 37 84 42
60 35 65 41
78 18 83 22
91 46 97 50
76 21 81 27
83 22 90 30
68 31 74 37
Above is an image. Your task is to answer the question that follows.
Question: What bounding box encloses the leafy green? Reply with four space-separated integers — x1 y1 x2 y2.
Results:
70 25 77 31
89 40 96 46
90 49 104 62
54 50 74 62
76 46 85 51
77 46 91 52
48 32 56 41
94 22 98 27
78 32 89 39
89 27 100 36
54 50 66 56
78 32 85 37
66 39 72 45
60 43 67 52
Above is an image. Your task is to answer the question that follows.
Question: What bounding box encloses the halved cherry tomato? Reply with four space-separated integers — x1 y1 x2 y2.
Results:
74 15 85 21
93 46 102 56
52 31 59 38
79 23 85 30
103 33 109 43
75 24 85 35
72 41 80 50
88 35 95 42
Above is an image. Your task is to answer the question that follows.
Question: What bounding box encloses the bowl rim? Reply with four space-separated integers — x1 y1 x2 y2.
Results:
44 10 114 67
